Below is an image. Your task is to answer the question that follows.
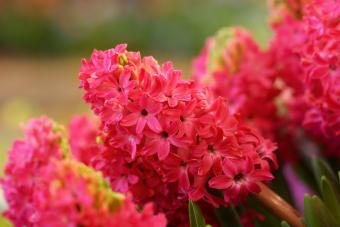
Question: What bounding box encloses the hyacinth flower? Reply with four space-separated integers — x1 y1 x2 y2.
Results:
267 0 340 160
1 117 64 226
68 115 101 165
191 27 281 141
32 159 166 227
265 3 340 224
269 0 340 158
1 116 166 227
78 44 305 227
192 0 339 161
191 25 305 167
2 1 340 226
69 116 191 225
301 0 340 157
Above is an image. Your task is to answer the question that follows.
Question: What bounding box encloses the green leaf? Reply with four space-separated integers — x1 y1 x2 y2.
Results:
304 195 339 227
311 157 338 193
214 205 242 227
281 221 291 227
188 200 206 227
320 176 340 223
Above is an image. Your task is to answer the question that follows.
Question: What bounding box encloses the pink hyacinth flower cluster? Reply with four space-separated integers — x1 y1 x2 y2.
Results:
68 116 191 225
266 0 309 163
2 116 166 227
191 27 295 163
3 1 340 226
301 0 340 156
68 115 100 165
191 27 280 140
79 44 277 214
33 159 166 227
2 117 63 226
269 12 306 98
191 0 340 160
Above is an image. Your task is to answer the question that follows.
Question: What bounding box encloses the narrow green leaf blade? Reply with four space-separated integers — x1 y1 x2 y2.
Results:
311 157 338 193
188 200 206 227
320 176 340 223
304 195 339 227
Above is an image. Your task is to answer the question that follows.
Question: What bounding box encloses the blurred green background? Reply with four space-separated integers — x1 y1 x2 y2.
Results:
0 0 271 225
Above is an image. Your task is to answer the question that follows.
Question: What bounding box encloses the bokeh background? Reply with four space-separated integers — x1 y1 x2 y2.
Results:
0 0 272 225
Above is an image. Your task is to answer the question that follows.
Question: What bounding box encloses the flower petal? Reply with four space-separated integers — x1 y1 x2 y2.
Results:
136 118 147 134
147 116 162 133
157 140 170 160
120 113 139 126
208 175 232 189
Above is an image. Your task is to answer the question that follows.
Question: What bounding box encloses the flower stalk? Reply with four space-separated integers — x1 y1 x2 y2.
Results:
254 182 304 227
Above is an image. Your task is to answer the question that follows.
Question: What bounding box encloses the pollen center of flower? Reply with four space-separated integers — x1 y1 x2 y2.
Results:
161 131 169 138
118 54 128 66
233 173 244 182
141 109 148 116
207 144 214 152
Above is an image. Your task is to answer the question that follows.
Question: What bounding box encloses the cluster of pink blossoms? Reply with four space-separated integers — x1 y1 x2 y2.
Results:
79 44 277 223
32 158 166 227
268 0 340 157
68 116 191 225
270 0 340 158
2 117 63 226
2 117 166 227
191 27 302 163
191 0 340 160
2 1 340 226
266 0 309 163
191 27 280 140
268 5 306 99
301 0 340 156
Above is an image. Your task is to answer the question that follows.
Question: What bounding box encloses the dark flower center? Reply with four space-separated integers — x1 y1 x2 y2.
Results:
195 135 200 145
180 115 185 122
161 131 169 138
256 147 264 158
141 109 148 116
208 144 214 152
233 173 244 182
254 163 261 169
117 87 122 92
75 203 81 212
329 64 337 71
